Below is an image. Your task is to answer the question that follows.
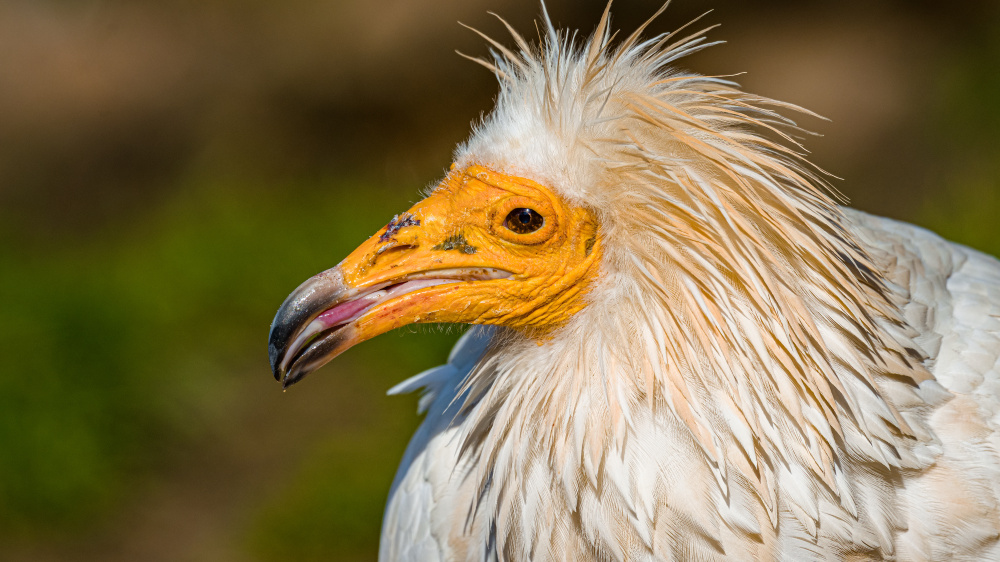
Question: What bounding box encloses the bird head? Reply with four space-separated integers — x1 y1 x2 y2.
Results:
269 163 602 387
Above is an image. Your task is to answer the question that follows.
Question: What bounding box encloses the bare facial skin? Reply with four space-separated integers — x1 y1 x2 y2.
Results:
268 165 601 387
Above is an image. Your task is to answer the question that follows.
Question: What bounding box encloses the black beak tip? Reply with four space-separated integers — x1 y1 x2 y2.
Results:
268 319 315 389
280 368 307 389
267 268 348 388
267 315 316 389
268 325 287 382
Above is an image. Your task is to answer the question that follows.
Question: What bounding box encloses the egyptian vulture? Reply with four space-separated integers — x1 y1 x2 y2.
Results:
268 5 1000 561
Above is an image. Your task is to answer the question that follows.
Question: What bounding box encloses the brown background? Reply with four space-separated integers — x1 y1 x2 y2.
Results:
2 1 997 560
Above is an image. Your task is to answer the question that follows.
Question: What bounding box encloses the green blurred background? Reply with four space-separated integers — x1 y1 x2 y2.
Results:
1 0 997 560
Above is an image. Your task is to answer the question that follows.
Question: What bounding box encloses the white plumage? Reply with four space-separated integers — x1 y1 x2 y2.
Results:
324 6 1000 561
383 210 1000 560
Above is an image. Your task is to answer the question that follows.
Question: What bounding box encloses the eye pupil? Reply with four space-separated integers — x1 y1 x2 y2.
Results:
504 208 544 234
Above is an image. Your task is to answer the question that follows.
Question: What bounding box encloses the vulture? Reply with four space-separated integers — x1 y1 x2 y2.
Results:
268 5 1000 561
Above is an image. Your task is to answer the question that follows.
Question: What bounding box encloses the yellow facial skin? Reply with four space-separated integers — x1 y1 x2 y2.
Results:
345 165 601 336
268 165 602 386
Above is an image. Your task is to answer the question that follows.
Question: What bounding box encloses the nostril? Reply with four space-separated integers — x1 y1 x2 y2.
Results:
379 243 417 254
370 243 418 266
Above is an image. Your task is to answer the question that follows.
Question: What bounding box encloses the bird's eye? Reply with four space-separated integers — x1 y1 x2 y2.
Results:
504 208 544 234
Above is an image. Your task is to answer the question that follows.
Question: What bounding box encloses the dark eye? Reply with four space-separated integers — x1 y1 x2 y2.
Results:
504 208 544 234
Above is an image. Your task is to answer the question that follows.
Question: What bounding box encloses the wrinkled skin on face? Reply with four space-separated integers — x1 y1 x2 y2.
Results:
268 165 602 386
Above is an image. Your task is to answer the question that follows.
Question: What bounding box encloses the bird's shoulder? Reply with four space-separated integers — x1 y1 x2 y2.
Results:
848 208 1000 559
847 208 1000 399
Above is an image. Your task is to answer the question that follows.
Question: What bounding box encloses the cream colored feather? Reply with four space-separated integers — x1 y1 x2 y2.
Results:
381 6 1000 561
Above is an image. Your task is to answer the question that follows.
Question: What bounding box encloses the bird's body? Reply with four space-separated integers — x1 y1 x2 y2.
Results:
383 210 1000 561
267 5 1000 561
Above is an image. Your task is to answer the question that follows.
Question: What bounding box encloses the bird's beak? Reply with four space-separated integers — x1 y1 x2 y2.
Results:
268 179 510 388
268 166 601 388
267 258 510 388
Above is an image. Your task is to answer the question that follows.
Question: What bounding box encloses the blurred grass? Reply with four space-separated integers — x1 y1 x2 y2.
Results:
0 168 454 547
246 333 446 562
919 12 1000 257
249 433 401 562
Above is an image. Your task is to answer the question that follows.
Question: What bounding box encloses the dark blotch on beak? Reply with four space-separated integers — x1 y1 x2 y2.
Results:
268 268 347 386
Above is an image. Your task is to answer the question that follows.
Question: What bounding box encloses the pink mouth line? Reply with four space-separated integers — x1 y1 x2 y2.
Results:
315 278 452 328
279 268 512 374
